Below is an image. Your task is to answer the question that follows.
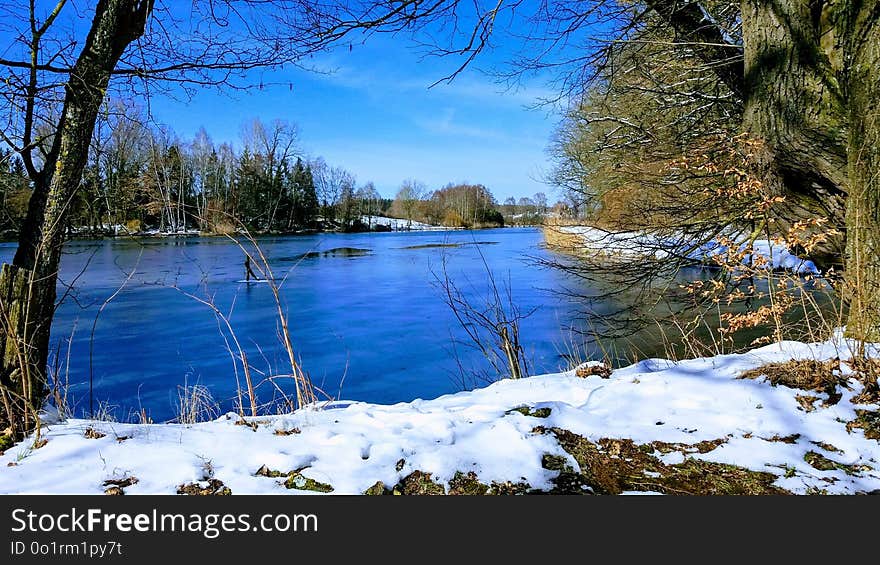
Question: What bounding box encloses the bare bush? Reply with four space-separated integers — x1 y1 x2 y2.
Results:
434 243 533 383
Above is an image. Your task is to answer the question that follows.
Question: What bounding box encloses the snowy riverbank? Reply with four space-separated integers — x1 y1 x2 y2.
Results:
360 215 449 231
551 225 819 274
1 334 878 494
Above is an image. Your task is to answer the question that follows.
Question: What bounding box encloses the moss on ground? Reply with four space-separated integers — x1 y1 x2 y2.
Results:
254 464 335 492
392 471 445 495
803 451 872 475
177 478 231 495
447 471 490 495
506 405 552 418
545 428 790 495
284 472 334 493
363 481 391 495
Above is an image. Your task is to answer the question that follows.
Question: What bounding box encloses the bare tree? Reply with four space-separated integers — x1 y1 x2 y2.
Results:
395 179 426 227
0 0 349 439
311 158 355 227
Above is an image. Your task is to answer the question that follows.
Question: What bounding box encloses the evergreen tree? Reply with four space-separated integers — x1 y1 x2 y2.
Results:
300 163 319 228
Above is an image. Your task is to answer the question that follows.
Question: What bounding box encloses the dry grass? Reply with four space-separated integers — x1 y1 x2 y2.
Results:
83 427 106 439
847 410 880 440
738 359 846 402
174 384 220 424
846 358 880 403
541 224 586 252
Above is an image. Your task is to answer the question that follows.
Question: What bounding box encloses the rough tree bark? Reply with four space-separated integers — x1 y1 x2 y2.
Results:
843 3 880 341
740 0 849 265
0 0 153 439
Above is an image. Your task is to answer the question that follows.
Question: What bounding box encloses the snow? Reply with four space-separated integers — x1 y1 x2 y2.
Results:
360 215 449 231
2 333 878 494
559 226 819 274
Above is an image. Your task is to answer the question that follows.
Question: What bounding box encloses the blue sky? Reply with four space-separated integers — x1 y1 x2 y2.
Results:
148 33 562 202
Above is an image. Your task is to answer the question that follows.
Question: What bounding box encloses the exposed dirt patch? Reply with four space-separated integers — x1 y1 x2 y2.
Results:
739 359 845 405
447 471 490 495
760 433 800 444
177 478 232 495
811 441 843 454
507 405 552 418
795 395 820 412
274 427 301 436
392 471 446 495
84 427 106 439
847 410 880 441
650 437 729 454
804 451 839 471
575 362 612 379
32 438 48 449
845 358 880 403
284 472 334 493
234 420 258 431
804 451 872 475
363 481 391 495
254 464 334 492
254 464 286 478
487 481 532 495
541 453 571 471
383 470 533 495
544 428 790 495
103 476 138 495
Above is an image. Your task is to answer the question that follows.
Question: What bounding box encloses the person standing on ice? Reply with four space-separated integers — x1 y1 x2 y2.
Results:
244 254 260 281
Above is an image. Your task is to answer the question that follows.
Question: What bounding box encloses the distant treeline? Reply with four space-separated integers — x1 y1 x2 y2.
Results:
0 104 533 236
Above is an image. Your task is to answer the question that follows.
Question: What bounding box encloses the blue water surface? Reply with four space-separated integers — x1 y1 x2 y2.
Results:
0 228 592 421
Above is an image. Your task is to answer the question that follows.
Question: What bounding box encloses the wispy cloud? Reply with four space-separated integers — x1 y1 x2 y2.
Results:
425 78 559 108
413 107 510 141
308 52 558 109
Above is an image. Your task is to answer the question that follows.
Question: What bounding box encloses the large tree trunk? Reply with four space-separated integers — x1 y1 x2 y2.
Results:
843 5 880 341
0 0 152 439
740 0 849 268
647 1 851 268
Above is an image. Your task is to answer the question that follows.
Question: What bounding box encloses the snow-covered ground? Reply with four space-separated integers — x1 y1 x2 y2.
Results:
557 226 819 274
361 215 449 231
1 334 878 494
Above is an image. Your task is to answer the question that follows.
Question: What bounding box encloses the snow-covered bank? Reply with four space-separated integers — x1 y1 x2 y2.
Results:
1 336 878 494
360 215 449 231
555 225 819 274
